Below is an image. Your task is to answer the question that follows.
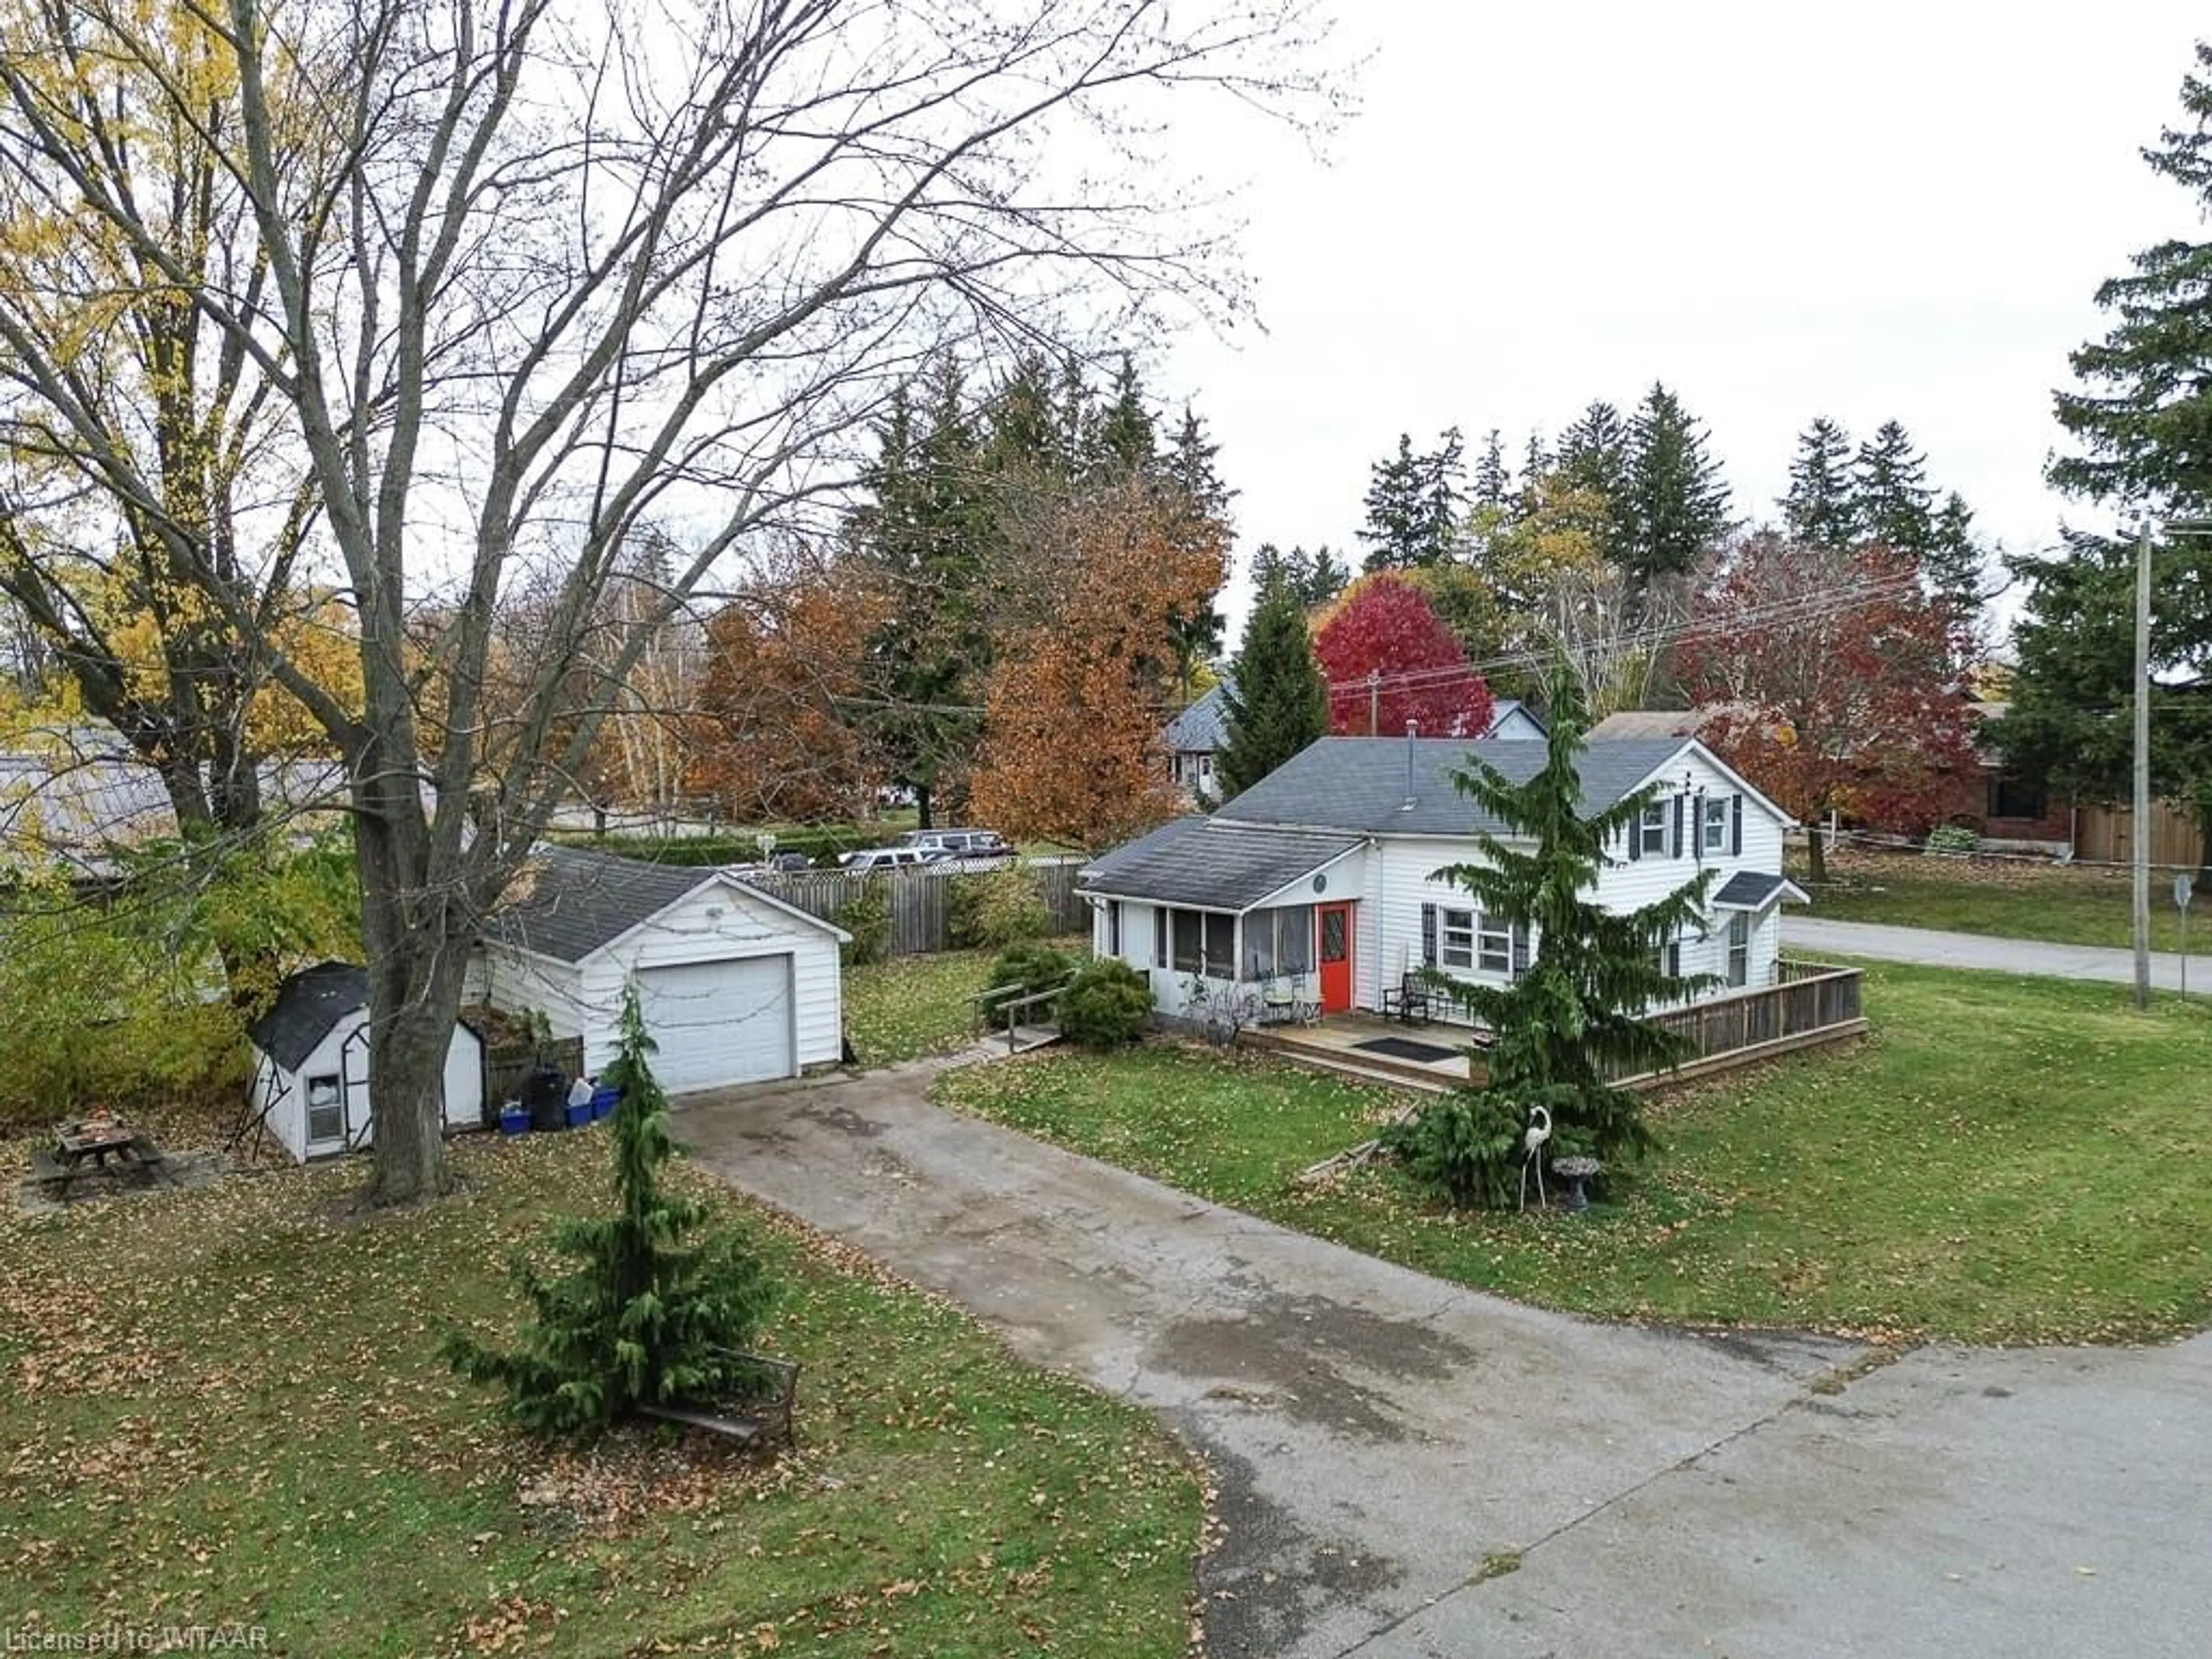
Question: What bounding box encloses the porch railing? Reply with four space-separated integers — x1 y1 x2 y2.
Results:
1611 959 1865 1082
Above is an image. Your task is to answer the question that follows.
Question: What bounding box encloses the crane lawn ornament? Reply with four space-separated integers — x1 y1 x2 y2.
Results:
1520 1105 1553 1212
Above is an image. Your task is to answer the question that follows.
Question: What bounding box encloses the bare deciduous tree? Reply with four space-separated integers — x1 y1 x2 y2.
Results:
0 0 1335 1203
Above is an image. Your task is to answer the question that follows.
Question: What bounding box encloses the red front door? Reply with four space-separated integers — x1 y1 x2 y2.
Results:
1317 903 1354 1013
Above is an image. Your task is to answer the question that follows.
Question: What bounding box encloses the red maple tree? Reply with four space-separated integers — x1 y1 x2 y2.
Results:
1311 573 1495 738
1676 537 1975 882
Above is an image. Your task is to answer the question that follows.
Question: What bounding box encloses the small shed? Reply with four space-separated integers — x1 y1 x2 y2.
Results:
467 847 850 1094
244 961 486 1162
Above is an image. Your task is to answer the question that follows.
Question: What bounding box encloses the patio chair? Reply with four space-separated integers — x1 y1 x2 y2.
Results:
1381 972 1433 1025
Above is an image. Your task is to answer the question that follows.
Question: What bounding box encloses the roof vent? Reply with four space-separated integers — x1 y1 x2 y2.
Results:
1402 719 1419 810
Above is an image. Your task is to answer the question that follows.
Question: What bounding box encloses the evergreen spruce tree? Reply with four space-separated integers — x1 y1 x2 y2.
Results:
1620 382 1731 586
855 361 994 828
1851 419 1935 559
1472 427 1514 509
1416 426 1468 559
1305 546 1352 605
1555 400 1630 501
1924 491 1986 613
1990 531 2212 865
444 987 779 1436
2052 42 2212 513
1216 574 1328 798
1781 416 1859 546
1386 656 1717 1203
1521 429 1551 500
1358 433 1430 570
1092 352 1157 483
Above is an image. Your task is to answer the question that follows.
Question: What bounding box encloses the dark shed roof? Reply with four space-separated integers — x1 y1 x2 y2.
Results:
1081 817 1363 911
1711 870 1806 910
484 846 721 963
1213 736 1692 837
247 961 368 1072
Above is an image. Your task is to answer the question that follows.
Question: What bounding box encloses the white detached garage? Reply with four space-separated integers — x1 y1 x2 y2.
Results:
468 847 849 1092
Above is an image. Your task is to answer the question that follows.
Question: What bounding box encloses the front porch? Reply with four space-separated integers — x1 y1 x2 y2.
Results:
1238 1012 1479 1093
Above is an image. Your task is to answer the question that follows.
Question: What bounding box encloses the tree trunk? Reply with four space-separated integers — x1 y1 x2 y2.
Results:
1805 813 1829 885
915 781 933 831
352 773 471 1207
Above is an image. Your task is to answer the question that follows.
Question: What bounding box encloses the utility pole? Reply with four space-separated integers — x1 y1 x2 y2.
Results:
2133 520 2153 1012
1368 668 1380 737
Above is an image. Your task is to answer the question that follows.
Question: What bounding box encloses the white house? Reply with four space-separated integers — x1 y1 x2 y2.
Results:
244 961 486 1162
1080 734 1805 1025
465 846 850 1093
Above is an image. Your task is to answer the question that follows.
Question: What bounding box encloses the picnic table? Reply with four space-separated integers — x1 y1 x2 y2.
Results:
33 1116 168 1199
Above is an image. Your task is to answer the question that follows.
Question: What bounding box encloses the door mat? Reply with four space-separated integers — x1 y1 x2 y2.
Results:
1350 1036 1461 1065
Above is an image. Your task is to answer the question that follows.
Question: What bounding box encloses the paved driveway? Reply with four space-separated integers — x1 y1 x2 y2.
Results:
679 1063 2210 1659
1786 915 2207 988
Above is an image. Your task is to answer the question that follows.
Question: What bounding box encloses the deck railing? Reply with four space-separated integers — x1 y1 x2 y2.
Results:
1612 959 1865 1083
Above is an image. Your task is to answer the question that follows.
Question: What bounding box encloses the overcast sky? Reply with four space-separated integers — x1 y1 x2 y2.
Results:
1164 2 2208 628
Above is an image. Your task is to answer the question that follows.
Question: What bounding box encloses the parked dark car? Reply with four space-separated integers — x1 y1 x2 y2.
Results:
765 850 813 872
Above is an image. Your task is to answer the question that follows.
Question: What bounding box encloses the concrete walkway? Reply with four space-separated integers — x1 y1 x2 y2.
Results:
1786 915 2210 989
680 1062 2209 1659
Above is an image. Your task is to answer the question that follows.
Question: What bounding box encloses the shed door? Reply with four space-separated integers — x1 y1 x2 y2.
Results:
634 955 796 1093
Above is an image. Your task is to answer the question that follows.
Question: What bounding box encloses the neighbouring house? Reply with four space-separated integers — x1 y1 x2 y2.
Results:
0 725 349 876
1165 681 1545 801
1945 701 2075 851
1081 734 1805 1027
465 846 849 1093
244 961 486 1162
1165 678 1234 799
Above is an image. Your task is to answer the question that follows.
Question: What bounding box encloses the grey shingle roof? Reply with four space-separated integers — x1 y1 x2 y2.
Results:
486 846 721 963
247 961 367 1071
1214 736 1692 836
1081 816 1363 911
1164 680 1234 754
1711 870 1802 909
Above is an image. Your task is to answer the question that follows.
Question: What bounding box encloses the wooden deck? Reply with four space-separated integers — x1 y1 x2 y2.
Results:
1238 960 1867 1095
1238 1014 1476 1093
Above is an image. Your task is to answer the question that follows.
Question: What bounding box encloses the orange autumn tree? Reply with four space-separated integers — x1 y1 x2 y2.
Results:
688 556 889 823
971 486 1225 850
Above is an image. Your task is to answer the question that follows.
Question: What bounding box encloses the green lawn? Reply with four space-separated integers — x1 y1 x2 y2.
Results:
842 940 1089 1069
842 948 998 1067
0 1131 1199 1655
933 963 2212 1344
1799 847 2198 953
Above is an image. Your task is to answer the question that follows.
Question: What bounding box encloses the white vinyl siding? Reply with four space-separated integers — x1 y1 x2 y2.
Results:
471 877 843 1088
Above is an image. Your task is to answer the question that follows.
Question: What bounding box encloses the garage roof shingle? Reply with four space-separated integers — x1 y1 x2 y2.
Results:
486 846 721 963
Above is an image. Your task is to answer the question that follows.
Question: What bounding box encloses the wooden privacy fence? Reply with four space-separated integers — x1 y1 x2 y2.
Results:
2072 804 2206 872
483 1036 586 1113
747 857 1089 957
1612 959 1866 1088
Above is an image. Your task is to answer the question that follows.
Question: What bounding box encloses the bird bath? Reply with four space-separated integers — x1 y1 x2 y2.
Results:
1551 1156 1601 1212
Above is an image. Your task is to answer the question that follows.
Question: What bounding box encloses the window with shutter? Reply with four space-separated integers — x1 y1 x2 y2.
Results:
1636 801 1667 858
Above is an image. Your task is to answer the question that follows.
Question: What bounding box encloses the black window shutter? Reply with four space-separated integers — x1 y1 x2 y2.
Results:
1665 941 1681 978
1510 927 1531 978
1627 812 1642 862
1730 794 1743 855
1421 903 1438 968
1672 793 1685 858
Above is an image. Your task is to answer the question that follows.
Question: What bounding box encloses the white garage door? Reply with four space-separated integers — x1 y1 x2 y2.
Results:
634 955 795 1092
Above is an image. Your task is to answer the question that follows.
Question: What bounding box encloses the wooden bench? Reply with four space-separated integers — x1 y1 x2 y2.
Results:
639 1353 799 1447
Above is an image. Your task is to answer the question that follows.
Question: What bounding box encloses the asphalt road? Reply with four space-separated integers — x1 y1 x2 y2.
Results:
680 1060 2210 1659
1785 915 2208 990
